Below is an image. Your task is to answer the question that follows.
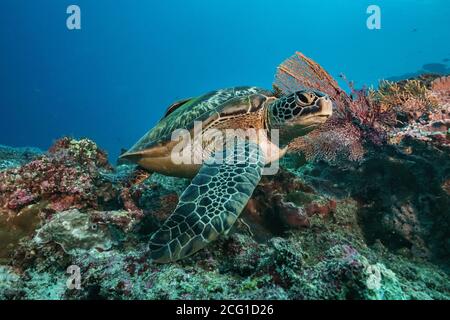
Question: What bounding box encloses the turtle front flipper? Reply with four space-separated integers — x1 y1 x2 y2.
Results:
149 141 265 263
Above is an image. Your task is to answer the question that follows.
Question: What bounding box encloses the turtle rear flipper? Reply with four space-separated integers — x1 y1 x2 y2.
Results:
149 141 265 263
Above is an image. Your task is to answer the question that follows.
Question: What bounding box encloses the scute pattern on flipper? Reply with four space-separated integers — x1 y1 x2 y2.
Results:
149 141 265 263
127 87 268 153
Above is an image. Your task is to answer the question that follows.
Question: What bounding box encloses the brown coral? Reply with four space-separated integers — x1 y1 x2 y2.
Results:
431 76 450 105
370 79 439 122
241 170 337 237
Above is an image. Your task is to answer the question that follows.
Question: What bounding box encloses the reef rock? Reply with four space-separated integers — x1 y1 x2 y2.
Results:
33 209 114 254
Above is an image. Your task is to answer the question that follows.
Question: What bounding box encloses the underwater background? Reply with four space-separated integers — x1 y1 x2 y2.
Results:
1 0 450 301
1 0 450 160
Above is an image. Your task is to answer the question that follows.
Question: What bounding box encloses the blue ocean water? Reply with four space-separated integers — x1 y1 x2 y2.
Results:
1 0 449 160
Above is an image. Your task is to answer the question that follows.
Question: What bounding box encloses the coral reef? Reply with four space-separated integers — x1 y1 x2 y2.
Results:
0 74 449 300
0 145 42 171
0 137 115 212
0 138 120 261
370 79 439 121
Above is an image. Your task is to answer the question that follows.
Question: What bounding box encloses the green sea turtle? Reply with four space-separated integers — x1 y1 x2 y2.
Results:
121 60 333 263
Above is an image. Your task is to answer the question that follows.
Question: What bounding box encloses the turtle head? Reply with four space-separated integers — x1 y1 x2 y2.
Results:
268 90 333 145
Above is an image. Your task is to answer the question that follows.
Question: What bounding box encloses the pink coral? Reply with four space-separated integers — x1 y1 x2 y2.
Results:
0 138 117 214
7 190 37 210
289 119 365 164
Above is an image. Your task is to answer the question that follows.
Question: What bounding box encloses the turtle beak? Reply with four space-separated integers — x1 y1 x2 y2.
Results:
316 96 333 118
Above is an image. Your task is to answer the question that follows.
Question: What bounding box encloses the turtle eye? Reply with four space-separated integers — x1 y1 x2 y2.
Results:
296 92 311 104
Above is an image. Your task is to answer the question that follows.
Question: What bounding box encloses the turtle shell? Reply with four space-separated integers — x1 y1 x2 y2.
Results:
122 86 272 156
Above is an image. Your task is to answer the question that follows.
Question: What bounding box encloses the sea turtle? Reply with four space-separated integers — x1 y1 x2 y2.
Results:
121 69 333 264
